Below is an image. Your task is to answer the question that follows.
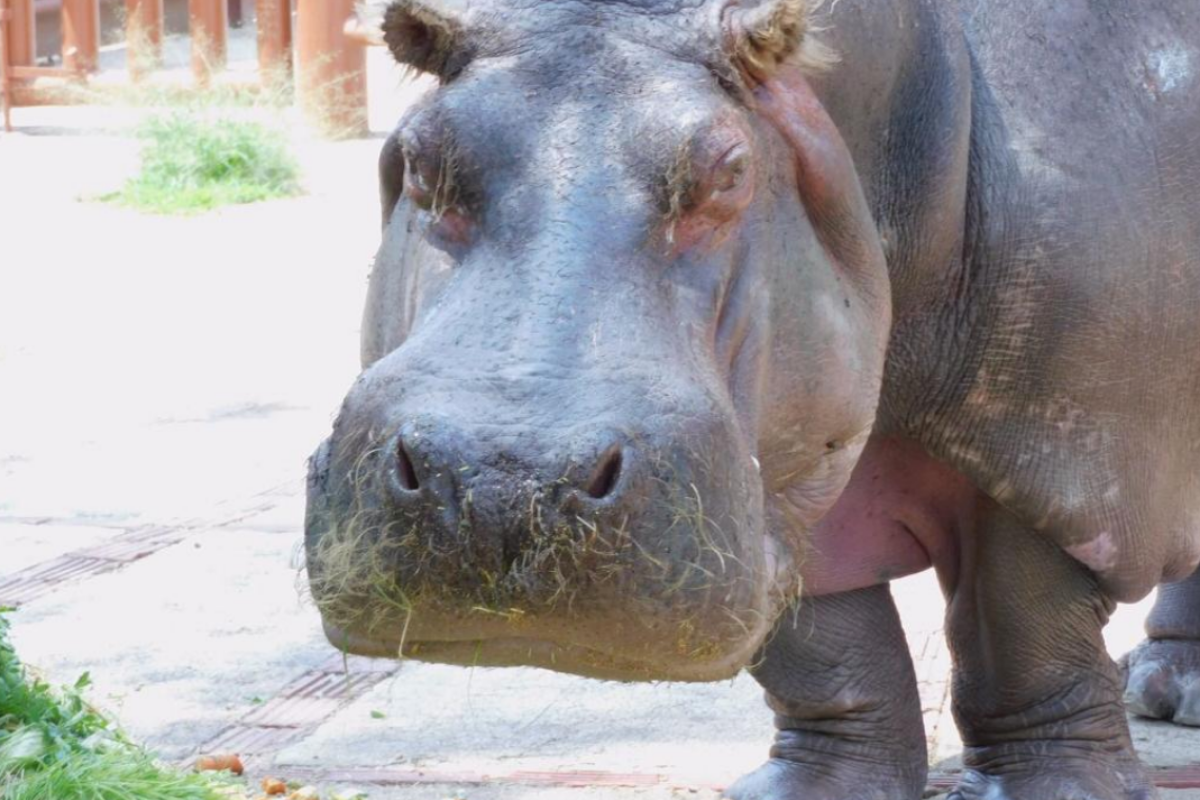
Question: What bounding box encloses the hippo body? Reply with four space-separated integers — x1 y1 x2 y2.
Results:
822 1 1200 604
307 1 1200 797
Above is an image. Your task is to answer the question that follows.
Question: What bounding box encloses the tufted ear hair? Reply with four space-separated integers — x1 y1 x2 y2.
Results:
724 0 835 81
371 0 468 78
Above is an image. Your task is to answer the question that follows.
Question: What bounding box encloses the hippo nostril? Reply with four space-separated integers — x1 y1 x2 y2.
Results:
586 447 624 500
396 438 421 492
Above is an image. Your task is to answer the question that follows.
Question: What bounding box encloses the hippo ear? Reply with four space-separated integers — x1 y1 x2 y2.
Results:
755 66 887 294
376 0 467 78
723 0 835 81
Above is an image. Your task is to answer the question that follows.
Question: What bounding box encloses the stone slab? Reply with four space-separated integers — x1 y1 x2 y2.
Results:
5 527 330 760
1132 717 1200 769
230 493 308 534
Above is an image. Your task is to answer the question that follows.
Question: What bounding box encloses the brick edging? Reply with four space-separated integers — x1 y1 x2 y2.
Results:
0 482 299 607
0 525 189 606
191 654 399 767
267 765 1200 792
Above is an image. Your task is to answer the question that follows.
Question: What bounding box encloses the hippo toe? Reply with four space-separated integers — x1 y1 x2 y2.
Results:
1125 638 1200 727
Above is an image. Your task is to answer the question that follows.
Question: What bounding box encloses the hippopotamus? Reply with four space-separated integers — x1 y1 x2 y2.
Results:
304 1 1200 797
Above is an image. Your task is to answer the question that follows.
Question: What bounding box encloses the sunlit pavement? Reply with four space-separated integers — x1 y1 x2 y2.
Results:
3 107 1199 799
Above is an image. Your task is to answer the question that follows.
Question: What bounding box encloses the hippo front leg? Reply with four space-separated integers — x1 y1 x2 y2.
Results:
944 502 1156 800
725 585 928 800
1125 568 1200 726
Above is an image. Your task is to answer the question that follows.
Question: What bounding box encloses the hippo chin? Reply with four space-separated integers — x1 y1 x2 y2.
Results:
307 0 1200 797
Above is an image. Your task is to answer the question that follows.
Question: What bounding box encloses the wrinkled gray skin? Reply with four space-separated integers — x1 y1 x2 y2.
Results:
305 1 1200 798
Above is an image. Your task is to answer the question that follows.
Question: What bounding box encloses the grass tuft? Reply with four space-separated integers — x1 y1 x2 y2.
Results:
0 609 235 800
104 109 301 215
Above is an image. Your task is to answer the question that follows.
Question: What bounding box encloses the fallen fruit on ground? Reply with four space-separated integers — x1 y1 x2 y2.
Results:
196 753 246 775
262 776 288 795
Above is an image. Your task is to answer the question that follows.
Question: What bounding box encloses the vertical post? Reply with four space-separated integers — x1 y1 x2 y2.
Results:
5 0 32 70
0 0 12 131
61 0 100 74
255 0 291 88
126 0 164 79
296 0 366 136
227 0 243 28
189 0 227 84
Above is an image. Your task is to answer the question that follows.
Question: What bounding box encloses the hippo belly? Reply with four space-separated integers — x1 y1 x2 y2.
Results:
800 436 976 596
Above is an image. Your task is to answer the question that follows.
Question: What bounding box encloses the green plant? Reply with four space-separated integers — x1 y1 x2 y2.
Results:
105 108 301 214
0 610 234 800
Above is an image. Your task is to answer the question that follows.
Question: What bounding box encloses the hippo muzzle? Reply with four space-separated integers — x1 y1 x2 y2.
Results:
304 346 781 681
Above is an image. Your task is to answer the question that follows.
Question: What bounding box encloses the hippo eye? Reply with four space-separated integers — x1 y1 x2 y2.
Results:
711 144 751 195
664 136 755 254
401 144 474 254
404 155 437 211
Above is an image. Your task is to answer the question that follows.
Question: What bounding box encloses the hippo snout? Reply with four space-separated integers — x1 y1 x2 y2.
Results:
386 421 629 517
304 378 781 681
369 419 646 584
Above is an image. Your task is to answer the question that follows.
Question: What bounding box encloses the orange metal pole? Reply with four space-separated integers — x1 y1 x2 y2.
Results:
295 0 366 136
61 0 100 74
5 0 32 69
255 0 291 86
126 0 164 79
0 0 11 131
189 0 227 84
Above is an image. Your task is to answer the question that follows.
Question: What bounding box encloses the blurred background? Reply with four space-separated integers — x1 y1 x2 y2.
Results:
1 4 1198 800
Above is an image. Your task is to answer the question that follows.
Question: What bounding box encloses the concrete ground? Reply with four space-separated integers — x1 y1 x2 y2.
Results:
3 90 1200 798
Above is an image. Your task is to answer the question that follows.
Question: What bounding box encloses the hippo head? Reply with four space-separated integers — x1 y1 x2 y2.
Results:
305 0 890 681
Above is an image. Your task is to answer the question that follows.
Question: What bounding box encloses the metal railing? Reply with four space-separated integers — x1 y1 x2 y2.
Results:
0 0 370 134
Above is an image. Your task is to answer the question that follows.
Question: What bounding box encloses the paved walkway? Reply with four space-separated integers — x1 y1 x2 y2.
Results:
2 109 1199 799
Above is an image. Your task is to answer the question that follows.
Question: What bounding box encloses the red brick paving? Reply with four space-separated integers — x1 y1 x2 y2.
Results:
194 658 397 765
0 486 294 607
0 555 121 605
276 765 1200 792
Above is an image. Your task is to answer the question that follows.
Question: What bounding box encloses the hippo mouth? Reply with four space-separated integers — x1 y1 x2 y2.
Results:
321 613 769 682
311 550 783 682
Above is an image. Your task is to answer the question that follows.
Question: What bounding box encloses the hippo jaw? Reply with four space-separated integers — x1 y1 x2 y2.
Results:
321 629 765 683
303 0 890 681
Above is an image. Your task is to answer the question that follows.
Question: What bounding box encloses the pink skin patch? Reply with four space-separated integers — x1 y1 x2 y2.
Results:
801 437 978 596
1064 532 1120 574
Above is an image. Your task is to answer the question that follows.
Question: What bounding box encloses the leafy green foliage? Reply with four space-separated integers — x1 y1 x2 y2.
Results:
0 611 230 800
105 109 301 214
1 614 108 771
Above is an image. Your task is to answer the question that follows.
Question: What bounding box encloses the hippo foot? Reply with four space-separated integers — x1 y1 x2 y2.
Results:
1124 638 1200 726
947 753 1156 800
723 756 923 800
